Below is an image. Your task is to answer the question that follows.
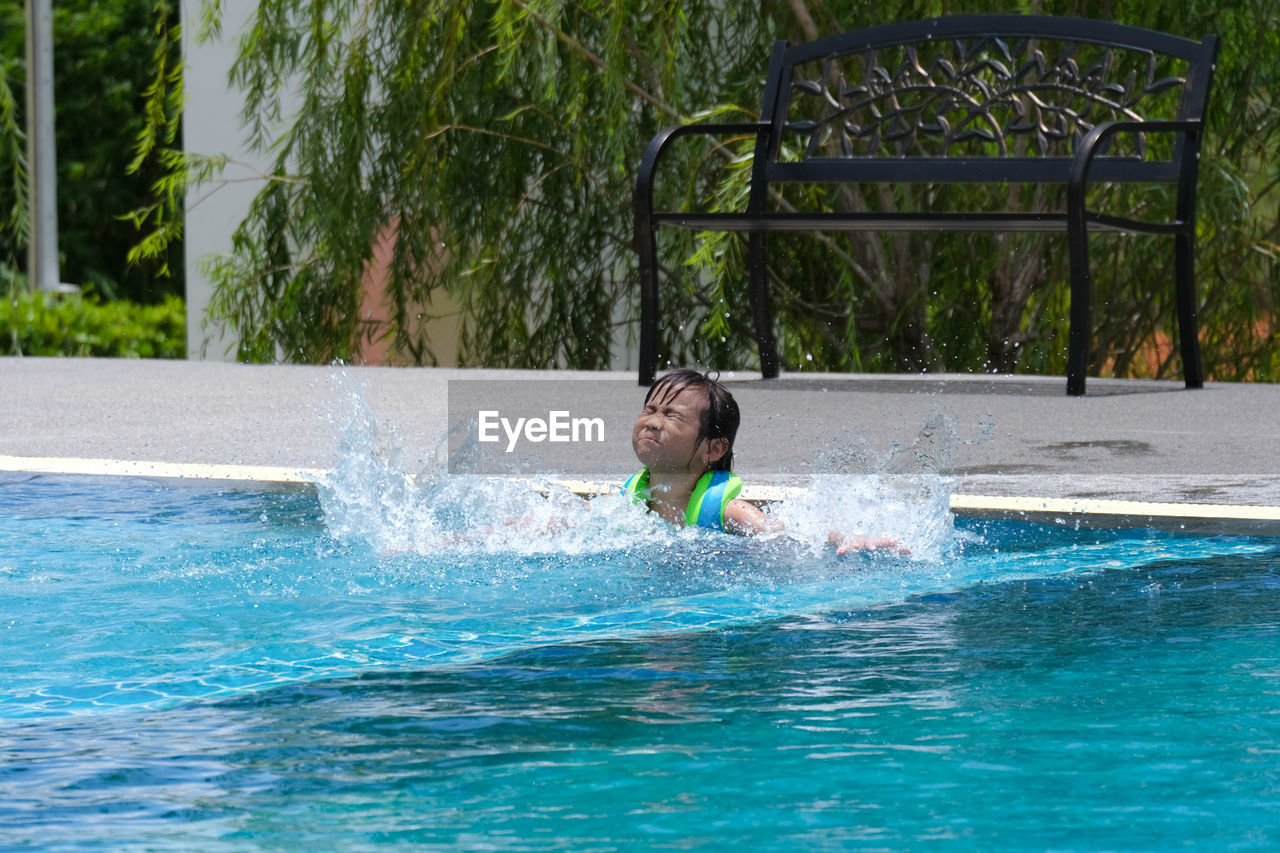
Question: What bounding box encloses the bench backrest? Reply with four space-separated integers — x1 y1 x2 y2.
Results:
752 15 1218 189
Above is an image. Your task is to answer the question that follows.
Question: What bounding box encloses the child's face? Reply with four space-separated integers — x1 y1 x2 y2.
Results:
632 384 717 473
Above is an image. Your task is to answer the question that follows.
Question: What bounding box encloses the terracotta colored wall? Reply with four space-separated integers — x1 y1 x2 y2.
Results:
356 223 462 366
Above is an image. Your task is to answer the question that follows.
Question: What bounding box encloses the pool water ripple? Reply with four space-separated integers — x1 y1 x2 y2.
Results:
3 475 1280 848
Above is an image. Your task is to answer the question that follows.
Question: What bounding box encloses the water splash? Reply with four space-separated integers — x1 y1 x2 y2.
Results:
773 473 954 561
316 381 957 561
772 410 959 560
316 377 674 555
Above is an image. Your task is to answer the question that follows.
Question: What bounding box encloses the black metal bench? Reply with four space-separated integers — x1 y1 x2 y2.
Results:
635 15 1218 395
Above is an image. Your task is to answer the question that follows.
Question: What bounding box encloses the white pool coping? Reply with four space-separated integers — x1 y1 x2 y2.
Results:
0 455 327 484
6 453 1280 535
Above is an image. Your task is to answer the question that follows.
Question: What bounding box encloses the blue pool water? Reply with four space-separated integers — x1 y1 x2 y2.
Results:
3 471 1280 850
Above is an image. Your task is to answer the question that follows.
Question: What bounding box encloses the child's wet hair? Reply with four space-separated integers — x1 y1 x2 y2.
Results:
644 369 740 471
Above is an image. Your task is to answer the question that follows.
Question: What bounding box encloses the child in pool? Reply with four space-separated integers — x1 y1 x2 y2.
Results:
623 369 905 554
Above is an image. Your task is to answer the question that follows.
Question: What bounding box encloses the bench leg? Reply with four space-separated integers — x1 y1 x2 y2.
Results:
637 226 660 386
748 233 780 379
1175 231 1205 389
1065 219 1090 397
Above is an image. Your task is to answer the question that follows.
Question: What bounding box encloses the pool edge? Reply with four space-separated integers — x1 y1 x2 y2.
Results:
5 454 1280 535
0 455 324 484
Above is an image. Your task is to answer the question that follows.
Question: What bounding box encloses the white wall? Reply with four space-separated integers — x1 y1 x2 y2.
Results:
180 0 271 360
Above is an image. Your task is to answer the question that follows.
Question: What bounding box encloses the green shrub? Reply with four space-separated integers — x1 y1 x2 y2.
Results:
1 288 185 358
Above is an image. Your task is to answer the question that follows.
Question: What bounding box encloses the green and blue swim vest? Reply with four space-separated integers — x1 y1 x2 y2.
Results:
621 468 743 532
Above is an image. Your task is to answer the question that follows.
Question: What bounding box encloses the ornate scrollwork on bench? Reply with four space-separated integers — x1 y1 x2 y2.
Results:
785 39 1190 161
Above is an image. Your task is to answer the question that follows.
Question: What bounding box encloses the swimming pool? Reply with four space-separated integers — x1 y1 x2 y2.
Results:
3 469 1280 850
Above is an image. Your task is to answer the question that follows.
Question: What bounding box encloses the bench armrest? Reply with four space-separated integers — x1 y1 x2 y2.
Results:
1068 118 1206 216
636 122 772 222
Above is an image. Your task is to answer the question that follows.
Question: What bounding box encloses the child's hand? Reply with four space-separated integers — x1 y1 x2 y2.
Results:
833 534 910 556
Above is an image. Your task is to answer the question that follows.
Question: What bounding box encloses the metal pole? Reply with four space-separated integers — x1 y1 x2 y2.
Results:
24 0 67 293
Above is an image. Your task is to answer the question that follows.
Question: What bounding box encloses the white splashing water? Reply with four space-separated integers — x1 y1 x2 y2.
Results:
316 380 958 562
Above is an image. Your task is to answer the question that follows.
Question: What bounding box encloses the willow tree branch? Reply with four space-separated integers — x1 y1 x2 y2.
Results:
507 0 677 119
787 0 819 41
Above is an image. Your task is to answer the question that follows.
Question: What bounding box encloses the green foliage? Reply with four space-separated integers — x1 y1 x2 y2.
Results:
196 0 1278 380
1 283 185 358
0 0 183 302
200 0 767 366
0 4 26 266
122 0 186 281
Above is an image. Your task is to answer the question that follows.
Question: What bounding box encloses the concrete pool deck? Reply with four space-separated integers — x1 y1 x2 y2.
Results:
3 356 1280 533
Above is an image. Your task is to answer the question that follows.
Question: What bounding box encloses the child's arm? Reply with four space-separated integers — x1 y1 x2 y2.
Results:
722 498 908 554
825 532 909 555
722 498 784 535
